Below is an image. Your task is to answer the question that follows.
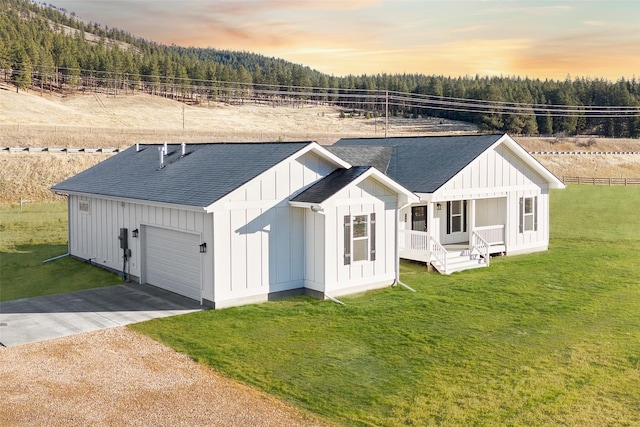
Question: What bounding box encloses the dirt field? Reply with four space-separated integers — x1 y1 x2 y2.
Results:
1 85 640 204
0 327 331 427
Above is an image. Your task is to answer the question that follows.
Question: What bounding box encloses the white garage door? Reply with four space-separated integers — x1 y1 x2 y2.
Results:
145 226 201 301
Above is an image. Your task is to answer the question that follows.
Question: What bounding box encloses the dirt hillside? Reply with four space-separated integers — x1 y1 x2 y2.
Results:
1 85 639 204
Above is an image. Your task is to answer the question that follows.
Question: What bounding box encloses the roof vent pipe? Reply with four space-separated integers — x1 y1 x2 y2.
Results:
163 142 168 156
181 142 186 157
158 147 165 169
136 143 140 152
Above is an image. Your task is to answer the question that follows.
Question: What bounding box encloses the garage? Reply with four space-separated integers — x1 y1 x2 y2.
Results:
144 226 202 301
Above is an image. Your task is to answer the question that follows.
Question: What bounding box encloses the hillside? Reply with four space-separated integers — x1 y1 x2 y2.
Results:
0 84 477 146
1 86 639 205
2 0 640 139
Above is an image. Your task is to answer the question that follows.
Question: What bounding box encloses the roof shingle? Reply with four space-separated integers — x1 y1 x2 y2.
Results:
334 134 502 193
290 166 371 204
52 142 311 207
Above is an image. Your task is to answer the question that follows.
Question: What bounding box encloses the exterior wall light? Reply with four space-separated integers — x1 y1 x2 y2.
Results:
436 203 442 211
132 229 139 238
199 243 207 253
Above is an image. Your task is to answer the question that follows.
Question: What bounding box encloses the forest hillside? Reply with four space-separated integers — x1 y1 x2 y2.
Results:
1 0 640 137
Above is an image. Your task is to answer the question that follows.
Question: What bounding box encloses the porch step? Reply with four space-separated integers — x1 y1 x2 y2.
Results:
431 249 488 275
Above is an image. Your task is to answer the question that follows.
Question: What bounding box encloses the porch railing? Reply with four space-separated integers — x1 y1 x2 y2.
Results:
474 225 504 245
471 231 490 267
399 229 428 251
430 237 448 272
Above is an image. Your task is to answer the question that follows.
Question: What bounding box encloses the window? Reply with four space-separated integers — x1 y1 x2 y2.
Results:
79 200 90 214
411 206 426 232
344 213 376 265
446 201 467 234
519 196 538 232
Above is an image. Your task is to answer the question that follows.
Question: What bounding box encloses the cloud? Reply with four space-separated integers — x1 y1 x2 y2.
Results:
53 0 640 81
450 24 489 34
197 0 381 15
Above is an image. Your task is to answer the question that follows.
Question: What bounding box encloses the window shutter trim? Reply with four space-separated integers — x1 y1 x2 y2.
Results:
463 200 468 233
446 201 451 235
370 213 376 261
344 215 351 265
519 197 524 233
534 196 538 231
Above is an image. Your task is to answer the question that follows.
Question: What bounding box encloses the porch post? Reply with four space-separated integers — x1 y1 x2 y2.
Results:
469 199 476 242
427 202 434 262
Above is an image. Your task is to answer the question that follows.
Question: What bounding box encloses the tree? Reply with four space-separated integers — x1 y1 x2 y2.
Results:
476 82 504 131
142 56 160 94
537 111 553 135
11 44 31 92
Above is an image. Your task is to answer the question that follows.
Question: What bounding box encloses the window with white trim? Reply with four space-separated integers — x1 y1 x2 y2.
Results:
344 213 376 265
519 196 538 232
446 200 467 234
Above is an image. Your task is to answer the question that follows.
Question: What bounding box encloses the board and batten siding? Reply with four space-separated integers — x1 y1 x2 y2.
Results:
434 143 551 254
211 150 335 307
68 195 214 301
303 209 325 293
322 176 398 296
505 189 550 255
438 143 547 197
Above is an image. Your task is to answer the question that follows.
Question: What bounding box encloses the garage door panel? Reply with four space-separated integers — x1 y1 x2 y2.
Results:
145 227 201 301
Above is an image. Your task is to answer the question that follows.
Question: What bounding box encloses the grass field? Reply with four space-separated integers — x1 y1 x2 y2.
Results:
0 202 121 301
130 186 640 426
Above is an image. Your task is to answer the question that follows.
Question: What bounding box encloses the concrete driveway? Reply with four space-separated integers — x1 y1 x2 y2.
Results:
0 283 204 347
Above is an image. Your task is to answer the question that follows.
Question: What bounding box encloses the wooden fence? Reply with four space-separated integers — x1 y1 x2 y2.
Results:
563 176 640 186
533 151 640 155
0 147 121 153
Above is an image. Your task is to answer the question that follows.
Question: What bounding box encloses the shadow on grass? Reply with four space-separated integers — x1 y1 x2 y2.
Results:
0 244 122 302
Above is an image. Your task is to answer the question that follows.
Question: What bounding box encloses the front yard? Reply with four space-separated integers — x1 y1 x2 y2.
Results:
130 186 640 426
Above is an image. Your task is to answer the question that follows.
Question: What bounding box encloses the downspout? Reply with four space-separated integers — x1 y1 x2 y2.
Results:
393 201 416 292
325 294 345 306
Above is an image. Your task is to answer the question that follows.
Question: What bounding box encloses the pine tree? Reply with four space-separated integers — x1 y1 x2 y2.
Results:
11 43 31 92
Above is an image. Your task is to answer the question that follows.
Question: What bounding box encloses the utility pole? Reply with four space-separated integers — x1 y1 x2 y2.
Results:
385 90 389 138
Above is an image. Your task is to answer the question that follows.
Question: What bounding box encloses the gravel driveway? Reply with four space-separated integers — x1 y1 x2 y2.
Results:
0 327 332 427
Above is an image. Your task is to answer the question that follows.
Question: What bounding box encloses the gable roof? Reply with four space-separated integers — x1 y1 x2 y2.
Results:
333 134 501 193
52 142 314 208
290 166 371 204
290 165 419 209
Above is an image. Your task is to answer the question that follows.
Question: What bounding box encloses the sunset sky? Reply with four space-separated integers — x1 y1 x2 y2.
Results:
52 0 640 81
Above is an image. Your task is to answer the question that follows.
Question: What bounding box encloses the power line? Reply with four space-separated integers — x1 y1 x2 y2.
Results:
5 64 640 118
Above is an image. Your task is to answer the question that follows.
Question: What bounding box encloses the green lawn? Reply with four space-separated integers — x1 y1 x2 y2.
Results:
131 185 640 426
0 202 121 301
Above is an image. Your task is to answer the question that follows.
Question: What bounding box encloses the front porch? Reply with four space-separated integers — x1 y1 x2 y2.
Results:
399 224 506 275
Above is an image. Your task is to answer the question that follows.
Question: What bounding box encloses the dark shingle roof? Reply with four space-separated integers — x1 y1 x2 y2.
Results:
52 142 311 207
334 134 501 193
326 146 393 173
291 166 371 204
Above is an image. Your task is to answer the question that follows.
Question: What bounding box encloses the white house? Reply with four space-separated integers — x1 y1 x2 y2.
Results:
331 134 565 274
52 142 417 308
52 134 564 307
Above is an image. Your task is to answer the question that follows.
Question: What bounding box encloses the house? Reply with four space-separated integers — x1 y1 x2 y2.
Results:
331 134 565 274
52 142 418 308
